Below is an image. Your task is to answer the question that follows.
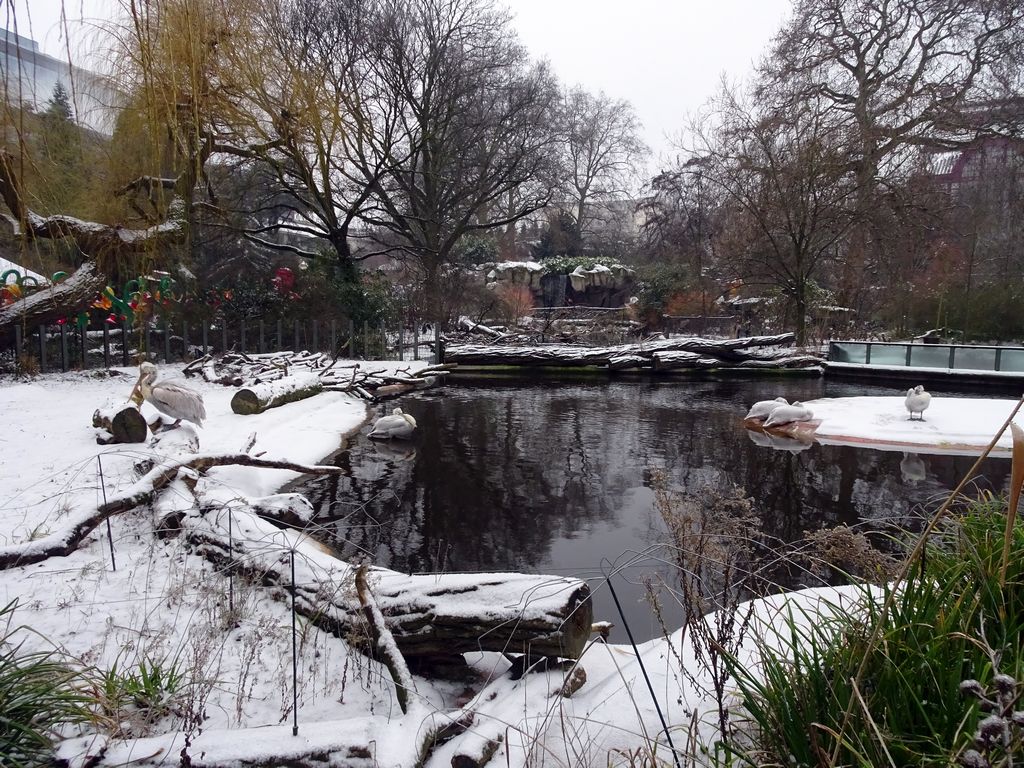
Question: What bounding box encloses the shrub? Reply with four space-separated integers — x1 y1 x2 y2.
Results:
0 601 90 767
723 503 1024 767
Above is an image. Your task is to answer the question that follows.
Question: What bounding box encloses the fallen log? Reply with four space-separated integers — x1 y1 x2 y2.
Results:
230 373 323 415
0 454 343 570
651 352 723 371
444 333 799 368
458 316 506 339
372 383 416 399
606 354 650 371
92 404 148 444
184 506 594 660
355 563 415 714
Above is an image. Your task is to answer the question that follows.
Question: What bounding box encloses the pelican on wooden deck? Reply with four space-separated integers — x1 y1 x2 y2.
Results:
131 362 207 428
368 407 417 439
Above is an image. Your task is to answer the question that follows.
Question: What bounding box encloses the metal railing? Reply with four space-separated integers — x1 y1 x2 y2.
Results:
828 340 1024 373
2 318 439 374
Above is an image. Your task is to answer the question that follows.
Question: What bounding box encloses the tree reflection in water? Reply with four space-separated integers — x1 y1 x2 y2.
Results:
293 377 1012 640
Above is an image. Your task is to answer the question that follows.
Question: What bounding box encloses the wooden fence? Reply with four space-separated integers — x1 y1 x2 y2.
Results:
3 318 440 373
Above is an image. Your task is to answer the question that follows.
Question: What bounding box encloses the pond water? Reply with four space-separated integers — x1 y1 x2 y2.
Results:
295 375 1013 642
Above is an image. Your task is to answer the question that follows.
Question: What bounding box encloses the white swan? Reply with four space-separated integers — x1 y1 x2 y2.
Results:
905 385 932 421
763 401 814 428
368 407 417 439
745 396 788 420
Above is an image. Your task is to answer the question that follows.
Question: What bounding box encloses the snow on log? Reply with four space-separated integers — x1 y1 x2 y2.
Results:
651 352 722 371
184 506 594 660
0 259 106 332
606 354 650 371
92 404 148 444
355 563 415 714
458 316 506 339
443 333 816 371
0 454 343 570
230 373 323 415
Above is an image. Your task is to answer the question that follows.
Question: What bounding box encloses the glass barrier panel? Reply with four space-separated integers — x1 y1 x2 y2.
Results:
869 344 909 365
998 349 1024 372
954 347 997 371
909 345 951 368
830 342 868 363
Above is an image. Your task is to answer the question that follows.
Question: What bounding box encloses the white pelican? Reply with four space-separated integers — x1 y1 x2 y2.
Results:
131 362 207 428
368 407 417 439
905 385 931 421
763 401 814 428
745 397 788 420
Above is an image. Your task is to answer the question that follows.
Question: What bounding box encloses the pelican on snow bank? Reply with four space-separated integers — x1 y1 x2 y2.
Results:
131 362 206 427
368 407 417 439
905 385 932 421
745 397 788 421
763 401 814 428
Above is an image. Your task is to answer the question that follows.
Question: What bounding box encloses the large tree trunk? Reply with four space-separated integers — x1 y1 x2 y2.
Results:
0 150 187 335
186 507 594 660
0 260 106 332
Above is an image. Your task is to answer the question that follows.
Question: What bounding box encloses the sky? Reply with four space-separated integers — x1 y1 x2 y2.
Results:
12 0 793 168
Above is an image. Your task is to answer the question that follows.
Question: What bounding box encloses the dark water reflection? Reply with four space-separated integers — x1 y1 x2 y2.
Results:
296 375 1012 641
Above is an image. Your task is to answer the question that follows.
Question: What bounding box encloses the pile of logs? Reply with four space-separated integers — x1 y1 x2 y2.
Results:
453 314 640 347
180 351 454 404
94 352 453 443
444 332 824 372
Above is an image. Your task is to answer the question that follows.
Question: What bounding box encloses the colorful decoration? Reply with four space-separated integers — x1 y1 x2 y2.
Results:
1 268 36 306
92 273 183 326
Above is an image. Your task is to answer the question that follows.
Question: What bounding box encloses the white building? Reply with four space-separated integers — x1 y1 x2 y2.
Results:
1 29 115 133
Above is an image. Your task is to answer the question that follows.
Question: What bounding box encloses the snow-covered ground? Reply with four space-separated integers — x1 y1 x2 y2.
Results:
804 394 1021 456
1 364 887 766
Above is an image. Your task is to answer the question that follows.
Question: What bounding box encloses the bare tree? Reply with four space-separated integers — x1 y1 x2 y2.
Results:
559 87 648 245
638 157 721 320
694 83 857 345
762 0 1024 310
346 0 562 322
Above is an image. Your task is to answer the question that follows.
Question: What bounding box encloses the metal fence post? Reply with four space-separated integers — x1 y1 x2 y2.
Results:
259 320 265 353
80 325 89 369
864 343 872 364
121 320 130 366
38 325 47 372
414 324 419 360
14 324 22 362
163 319 171 362
221 323 228 354
182 322 189 361
60 324 68 372
948 345 956 369
202 323 209 356
240 322 247 354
